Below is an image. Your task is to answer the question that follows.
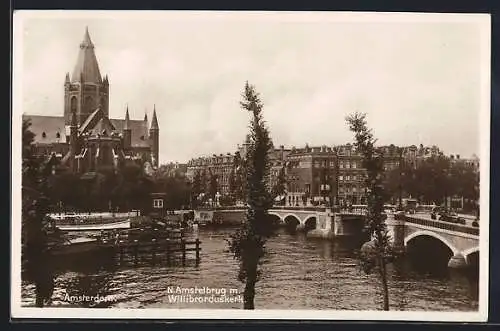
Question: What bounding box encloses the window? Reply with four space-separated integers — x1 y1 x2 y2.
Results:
153 198 163 208
352 162 357 169
330 161 335 167
339 175 344 181
70 96 78 114
346 162 350 169
42 132 46 138
339 162 344 169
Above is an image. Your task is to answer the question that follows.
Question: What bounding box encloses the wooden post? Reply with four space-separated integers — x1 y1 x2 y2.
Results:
181 239 186 266
195 239 200 265
119 244 123 263
166 239 171 265
152 239 157 262
133 240 138 265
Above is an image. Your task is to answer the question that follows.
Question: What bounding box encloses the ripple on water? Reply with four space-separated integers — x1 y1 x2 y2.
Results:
21 228 479 311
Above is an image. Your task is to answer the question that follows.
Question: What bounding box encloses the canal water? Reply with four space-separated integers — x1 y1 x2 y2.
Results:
21 227 479 311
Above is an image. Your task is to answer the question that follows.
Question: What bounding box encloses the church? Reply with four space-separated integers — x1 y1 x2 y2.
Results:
22 27 160 175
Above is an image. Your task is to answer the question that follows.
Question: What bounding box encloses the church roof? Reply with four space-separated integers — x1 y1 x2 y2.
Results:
22 115 66 144
93 117 116 134
71 27 102 84
23 113 150 148
110 118 150 147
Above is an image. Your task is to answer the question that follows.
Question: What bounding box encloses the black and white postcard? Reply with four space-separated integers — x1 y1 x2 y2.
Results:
11 10 491 321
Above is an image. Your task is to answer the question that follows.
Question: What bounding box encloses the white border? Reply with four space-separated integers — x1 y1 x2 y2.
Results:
11 10 491 321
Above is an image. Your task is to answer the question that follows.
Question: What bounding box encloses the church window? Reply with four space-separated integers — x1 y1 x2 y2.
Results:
70 96 77 113
84 96 94 112
42 132 46 138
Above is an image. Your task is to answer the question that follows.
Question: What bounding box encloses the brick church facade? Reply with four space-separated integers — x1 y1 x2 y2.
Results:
23 27 160 175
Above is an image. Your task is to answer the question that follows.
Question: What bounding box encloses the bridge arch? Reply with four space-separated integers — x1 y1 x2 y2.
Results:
283 213 302 224
405 230 459 256
303 216 317 232
267 212 283 224
283 214 301 232
463 247 479 265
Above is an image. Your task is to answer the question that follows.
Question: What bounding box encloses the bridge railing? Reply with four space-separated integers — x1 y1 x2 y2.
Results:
270 206 327 212
404 215 479 236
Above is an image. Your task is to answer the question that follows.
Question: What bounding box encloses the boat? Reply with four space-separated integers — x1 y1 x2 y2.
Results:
49 213 133 231
55 219 131 231
49 236 106 257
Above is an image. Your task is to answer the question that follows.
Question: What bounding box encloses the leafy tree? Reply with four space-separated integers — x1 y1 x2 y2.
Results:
22 119 54 307
228 167 237 202
346 112 391 311
232 151 246 203
208 170 219 206
271 166 287 205
190 171 203 208
228 82 277 309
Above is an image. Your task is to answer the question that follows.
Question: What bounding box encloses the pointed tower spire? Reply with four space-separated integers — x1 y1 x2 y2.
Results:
124 104 131 130
71 27 102 83
123 104 132 149
150 105 159 130
65 72 70 84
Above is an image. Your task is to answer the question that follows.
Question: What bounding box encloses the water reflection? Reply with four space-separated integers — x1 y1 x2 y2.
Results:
21 227 479 311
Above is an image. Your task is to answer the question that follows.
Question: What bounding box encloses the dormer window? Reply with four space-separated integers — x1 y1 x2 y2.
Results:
42 132 46 138
140 135 145 140
56 132 61 139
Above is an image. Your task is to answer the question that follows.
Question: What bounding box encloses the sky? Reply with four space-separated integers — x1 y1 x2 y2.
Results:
14 11 490 164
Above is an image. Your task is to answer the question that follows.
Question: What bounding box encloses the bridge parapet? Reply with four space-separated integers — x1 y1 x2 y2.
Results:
404 215 479 236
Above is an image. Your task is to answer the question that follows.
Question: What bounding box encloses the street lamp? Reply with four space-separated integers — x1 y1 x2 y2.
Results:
398 147 403 210
333 147 339 211
215 191 221 207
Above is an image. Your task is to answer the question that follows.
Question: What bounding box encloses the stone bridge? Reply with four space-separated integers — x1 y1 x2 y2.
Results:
268 206 366 238
210 206 480 269
386 213 480 269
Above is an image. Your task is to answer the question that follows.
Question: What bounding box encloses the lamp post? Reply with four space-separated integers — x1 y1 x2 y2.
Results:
398 147 403 210
333 147 339 211
215 191 221 207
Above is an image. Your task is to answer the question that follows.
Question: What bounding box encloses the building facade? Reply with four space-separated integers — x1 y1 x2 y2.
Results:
23 28 160 175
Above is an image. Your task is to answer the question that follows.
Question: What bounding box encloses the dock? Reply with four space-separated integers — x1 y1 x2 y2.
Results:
97 227 202 266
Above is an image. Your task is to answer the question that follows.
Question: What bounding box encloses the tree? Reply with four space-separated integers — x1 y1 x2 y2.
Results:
271 166 287 205
208 170 219 205
191 171 203 208
346 112 391 311
232 151 247 204
22 119 54 307
228 82 277 309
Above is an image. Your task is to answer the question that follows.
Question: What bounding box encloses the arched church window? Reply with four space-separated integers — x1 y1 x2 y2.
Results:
42 132 46 138
84 96 94 112
70 96 77 113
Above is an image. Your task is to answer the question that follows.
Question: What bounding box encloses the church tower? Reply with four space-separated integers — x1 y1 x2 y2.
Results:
64 27 109 130
149 105 160 168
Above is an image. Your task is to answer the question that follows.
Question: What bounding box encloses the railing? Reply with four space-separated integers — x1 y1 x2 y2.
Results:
270 206 327 212
404 215 479 236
